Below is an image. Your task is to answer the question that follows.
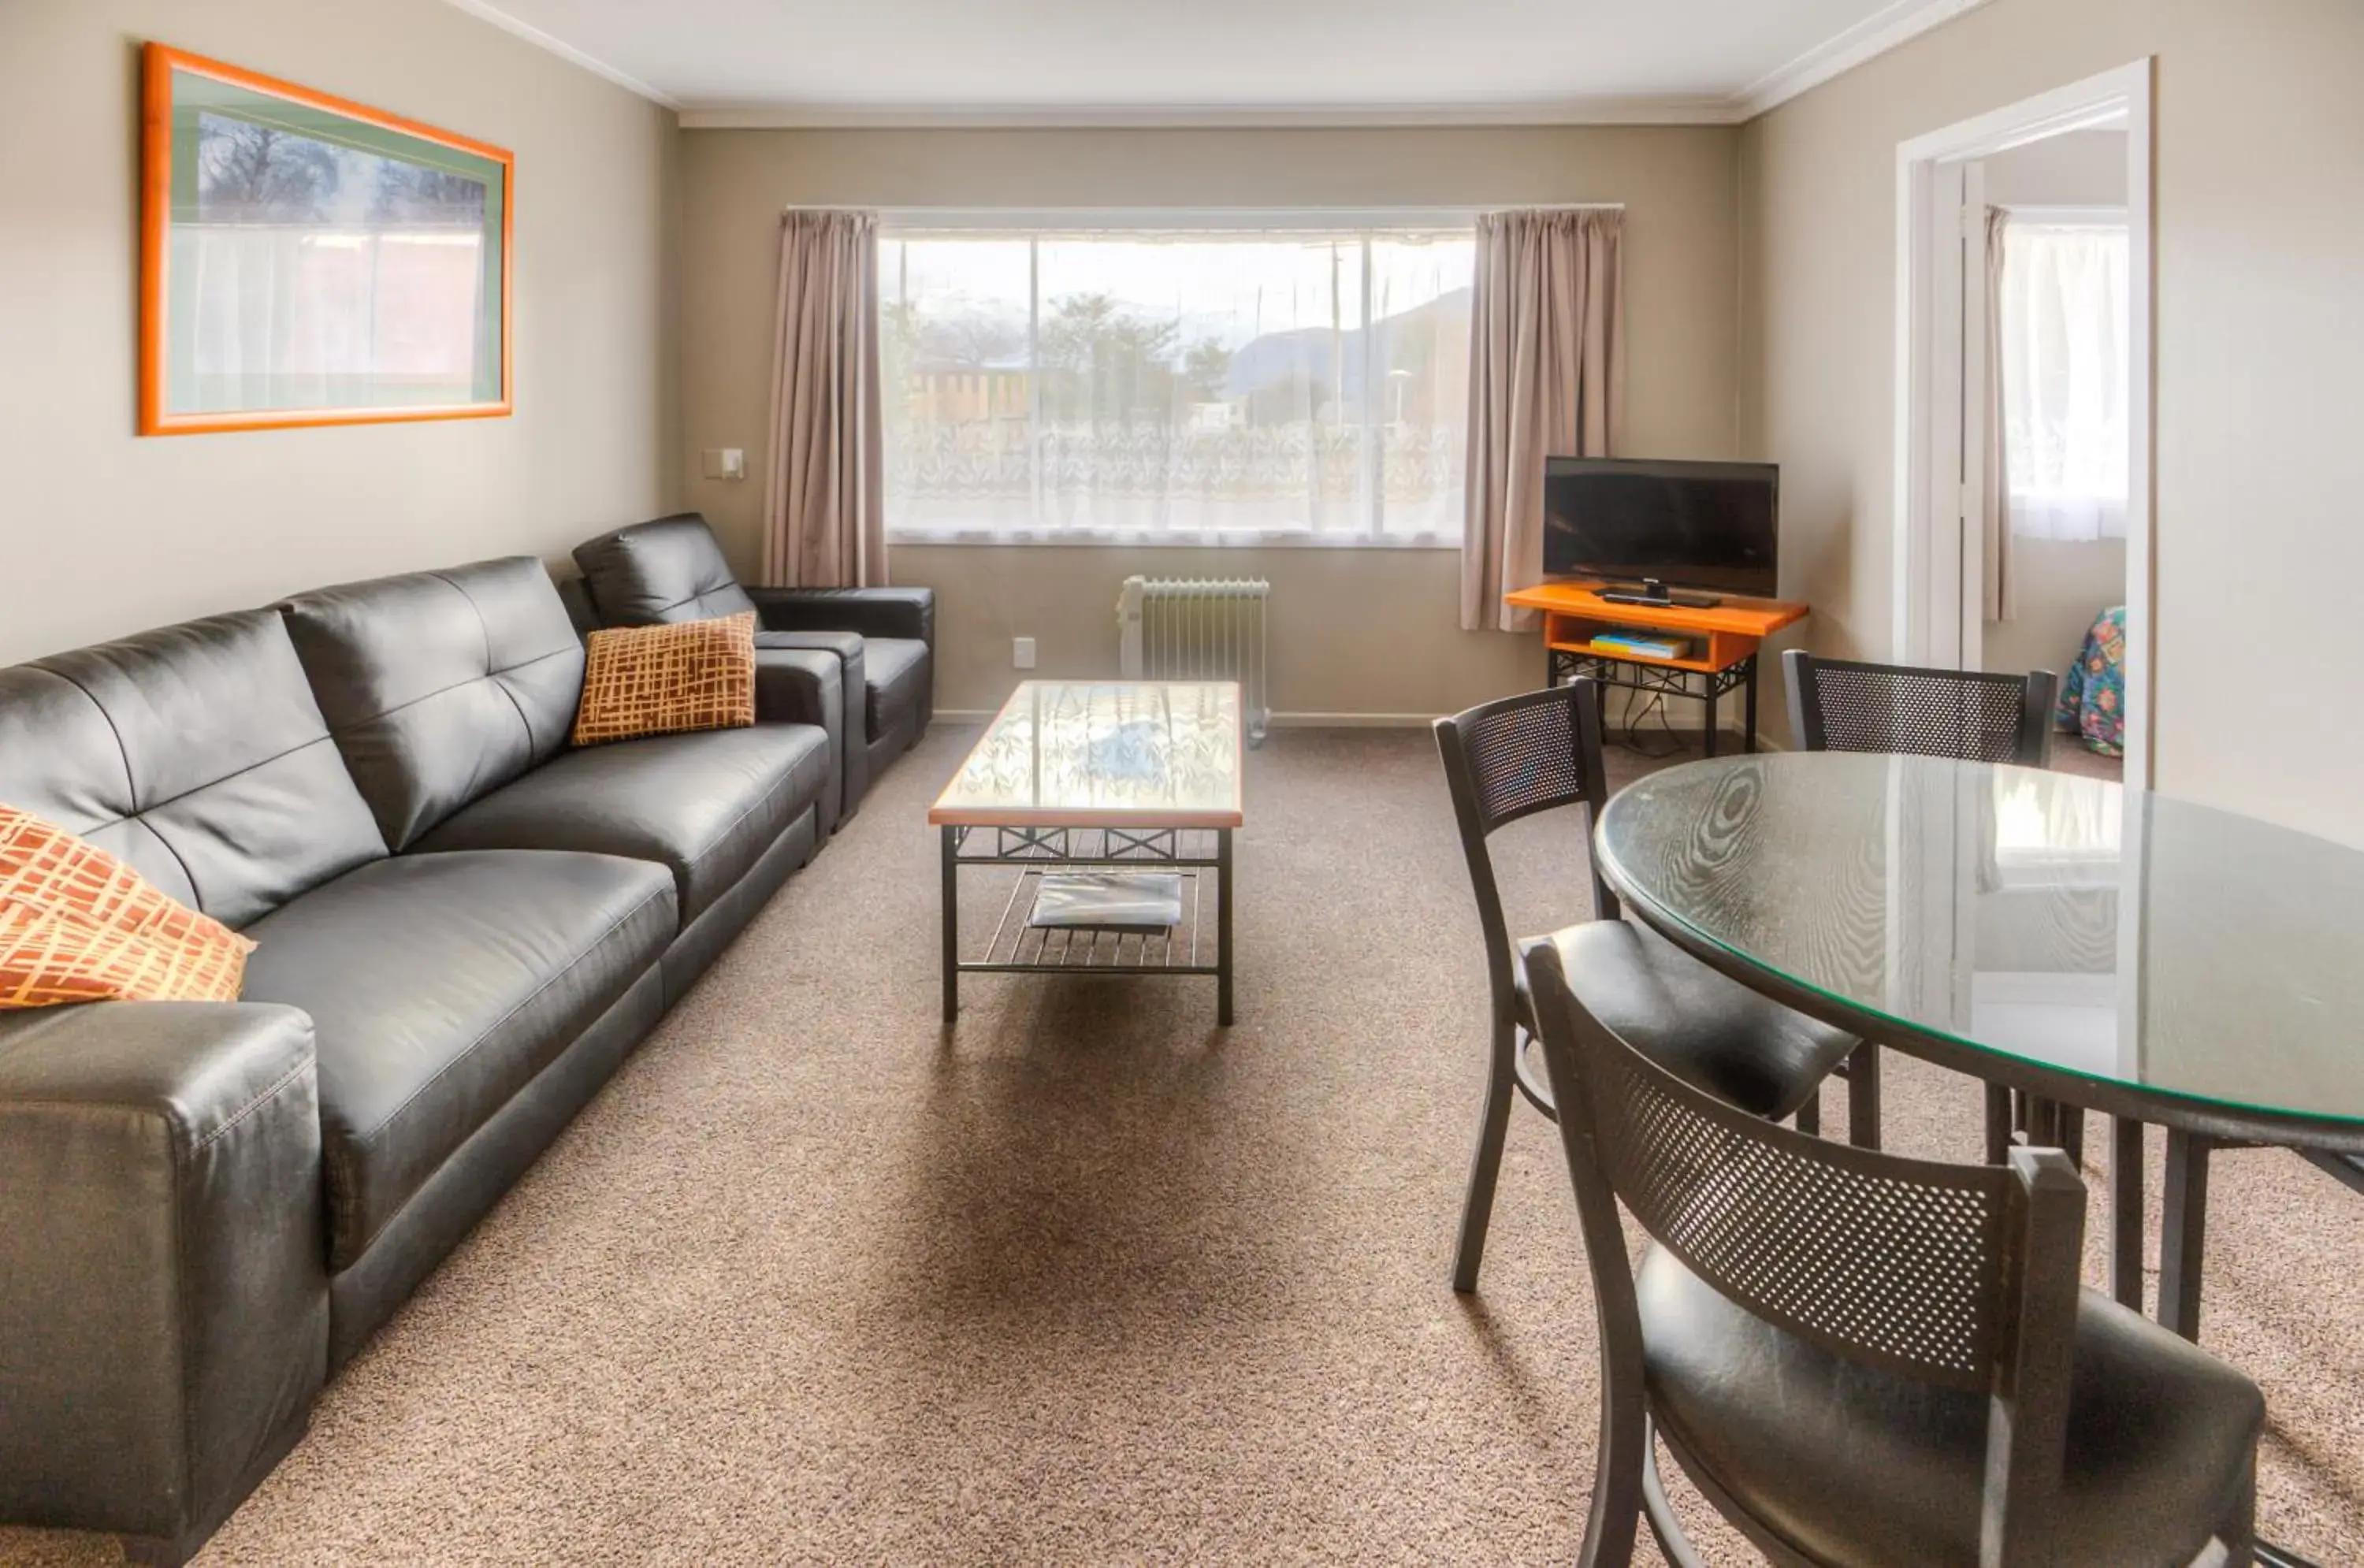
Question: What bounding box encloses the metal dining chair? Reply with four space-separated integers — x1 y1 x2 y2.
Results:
1783 648 2057 767
1519 925 2266 1568
1782 648 2061 1156
1433 681 1859 1293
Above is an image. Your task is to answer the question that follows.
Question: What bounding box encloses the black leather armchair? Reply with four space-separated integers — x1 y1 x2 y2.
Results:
744 584 935 652
571 515 935 823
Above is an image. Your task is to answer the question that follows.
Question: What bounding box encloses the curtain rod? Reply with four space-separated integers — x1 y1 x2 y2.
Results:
777 203 1625 214
1994 203 2131 224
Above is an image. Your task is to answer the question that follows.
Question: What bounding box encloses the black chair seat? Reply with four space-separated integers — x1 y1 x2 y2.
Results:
1638 1247 2264 1568
1518 923 1858 1124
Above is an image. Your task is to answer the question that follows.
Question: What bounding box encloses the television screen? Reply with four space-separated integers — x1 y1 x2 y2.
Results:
1543 458 1779 597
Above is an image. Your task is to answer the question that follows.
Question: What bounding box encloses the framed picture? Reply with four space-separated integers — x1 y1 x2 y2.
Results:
139 45 512 435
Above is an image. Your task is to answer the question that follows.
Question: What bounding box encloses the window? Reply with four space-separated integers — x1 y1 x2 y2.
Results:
879 218 1474 544
1992 769 2121 881
1998 216 2131 541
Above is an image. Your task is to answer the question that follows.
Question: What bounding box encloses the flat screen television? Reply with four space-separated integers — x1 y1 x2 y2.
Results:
1543 458 1779 600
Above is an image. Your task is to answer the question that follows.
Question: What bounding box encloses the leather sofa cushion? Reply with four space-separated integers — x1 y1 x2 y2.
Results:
279 559 585 851
1 612 386 927
860 637 931 734
240 849 674 1270
573 513 759 627
410 725 831 926
1637 1246 2264 1567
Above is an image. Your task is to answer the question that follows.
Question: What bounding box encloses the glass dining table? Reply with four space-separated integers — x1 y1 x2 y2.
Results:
1593 751 2364 1360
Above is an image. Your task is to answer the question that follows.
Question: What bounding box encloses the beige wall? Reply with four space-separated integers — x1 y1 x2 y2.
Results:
1983 536 2126 680
1740 0 2364 842
678 127 1744 718
0 0 681 665
1979 128 2128 680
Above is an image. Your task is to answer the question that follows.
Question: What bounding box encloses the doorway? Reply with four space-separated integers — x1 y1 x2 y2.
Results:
1893 62 2154 787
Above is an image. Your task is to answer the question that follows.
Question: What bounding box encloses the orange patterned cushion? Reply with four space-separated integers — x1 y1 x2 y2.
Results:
0 805 256 1007
571 611 758 747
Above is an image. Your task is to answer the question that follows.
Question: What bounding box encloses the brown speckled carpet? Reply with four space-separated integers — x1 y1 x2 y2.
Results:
6 728 2361 1566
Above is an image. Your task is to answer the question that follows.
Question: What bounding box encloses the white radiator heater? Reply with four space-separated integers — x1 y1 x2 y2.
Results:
1117 575 1271 745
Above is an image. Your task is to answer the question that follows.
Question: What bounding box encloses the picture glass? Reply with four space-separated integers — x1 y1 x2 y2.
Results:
157 59 507 422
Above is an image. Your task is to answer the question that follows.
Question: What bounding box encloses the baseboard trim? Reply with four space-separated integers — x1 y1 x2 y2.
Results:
1270 712 1436 729
937 708 1439 729
938 706 1785 745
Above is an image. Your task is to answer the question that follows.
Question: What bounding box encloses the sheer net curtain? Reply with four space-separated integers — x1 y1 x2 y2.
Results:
879 225 1473 544
1032 232 1359 537
1998 217 2132 544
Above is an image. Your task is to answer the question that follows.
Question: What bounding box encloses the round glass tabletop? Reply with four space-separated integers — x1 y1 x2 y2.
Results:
1593 752 2364 1140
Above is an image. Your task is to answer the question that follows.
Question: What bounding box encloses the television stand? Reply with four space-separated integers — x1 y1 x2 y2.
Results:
1503 579 1811 755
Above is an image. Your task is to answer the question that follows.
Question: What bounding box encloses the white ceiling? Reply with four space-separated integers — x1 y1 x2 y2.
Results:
444 0 1990 124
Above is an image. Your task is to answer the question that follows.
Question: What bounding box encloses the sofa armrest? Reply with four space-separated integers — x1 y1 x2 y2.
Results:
0 1001 328 1555
753 646 842 833
744 586 935 648
755 631 871 813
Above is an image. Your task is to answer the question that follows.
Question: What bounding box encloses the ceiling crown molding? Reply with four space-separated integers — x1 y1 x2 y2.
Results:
439 0 682 108
441 0 1994 128
1734 0 1994 117
675 97 1748 131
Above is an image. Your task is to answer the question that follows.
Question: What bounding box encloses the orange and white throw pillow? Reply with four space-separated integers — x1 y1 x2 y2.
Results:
571 611 758 747
0 804 255 1007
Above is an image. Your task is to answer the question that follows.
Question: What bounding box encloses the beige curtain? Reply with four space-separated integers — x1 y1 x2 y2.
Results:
1981 205 2016 622
760 210 886 588
1459 208 1625 633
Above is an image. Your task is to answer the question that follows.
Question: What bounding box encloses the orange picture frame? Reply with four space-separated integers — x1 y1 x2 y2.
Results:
138 44 515 436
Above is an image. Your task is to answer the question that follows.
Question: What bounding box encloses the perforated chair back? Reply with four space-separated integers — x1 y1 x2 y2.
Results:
1519 927 2090 1561
1433 684 1618 1024
1555 962 2020 1386
1784 649 2057 766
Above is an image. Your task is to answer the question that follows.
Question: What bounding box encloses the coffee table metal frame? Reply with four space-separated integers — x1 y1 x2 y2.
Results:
939 823 1233 1024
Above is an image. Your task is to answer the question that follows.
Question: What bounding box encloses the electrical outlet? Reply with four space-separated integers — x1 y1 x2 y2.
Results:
701 448 746 481
1013 637 1037 671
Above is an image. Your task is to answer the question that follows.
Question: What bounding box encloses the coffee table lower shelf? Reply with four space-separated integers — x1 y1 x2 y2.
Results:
939 824 1234 1025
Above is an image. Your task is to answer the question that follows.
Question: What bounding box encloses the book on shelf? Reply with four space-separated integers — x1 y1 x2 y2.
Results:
1028 871 1184 932
1589 632 1693 660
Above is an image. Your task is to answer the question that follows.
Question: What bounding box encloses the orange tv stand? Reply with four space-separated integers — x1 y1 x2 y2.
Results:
1503 580 1810 755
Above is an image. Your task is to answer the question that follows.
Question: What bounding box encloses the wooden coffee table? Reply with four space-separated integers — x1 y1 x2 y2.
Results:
930 681 1243 1024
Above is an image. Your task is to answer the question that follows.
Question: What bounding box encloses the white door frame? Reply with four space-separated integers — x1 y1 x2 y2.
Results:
1893 60 2155 788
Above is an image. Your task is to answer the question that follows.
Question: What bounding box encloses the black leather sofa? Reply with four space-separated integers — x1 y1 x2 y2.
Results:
0 555 846 1565
571 514 934 823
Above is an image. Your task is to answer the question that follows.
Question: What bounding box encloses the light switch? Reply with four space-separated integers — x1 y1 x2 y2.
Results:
1013 637 1037 670
701 448 746 481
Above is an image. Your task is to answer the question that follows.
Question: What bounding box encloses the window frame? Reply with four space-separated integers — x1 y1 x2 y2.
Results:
1994 205 2133 544
875 208 1477 550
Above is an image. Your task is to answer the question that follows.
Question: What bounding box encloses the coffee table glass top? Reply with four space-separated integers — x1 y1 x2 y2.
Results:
930 681 1244 829
1593 752 2364 1135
